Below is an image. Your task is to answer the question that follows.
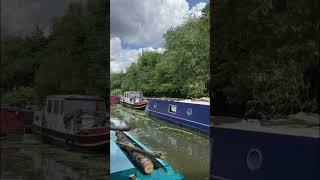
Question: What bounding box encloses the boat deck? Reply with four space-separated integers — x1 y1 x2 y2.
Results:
110 119 184 180
110 140 136 179
148 97 210 105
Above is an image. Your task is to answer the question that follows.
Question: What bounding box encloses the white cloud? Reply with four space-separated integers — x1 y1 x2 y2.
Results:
110 37 164 73
188 2 207 18
110 0 206 72
111 0 206 46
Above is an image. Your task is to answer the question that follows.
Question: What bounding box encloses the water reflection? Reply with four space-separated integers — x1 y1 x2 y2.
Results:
111 105 210 180
0 134 108 180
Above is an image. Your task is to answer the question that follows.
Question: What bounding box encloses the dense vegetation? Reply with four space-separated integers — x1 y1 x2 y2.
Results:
1 0 108 105
111 5 210 99
211 0 319 117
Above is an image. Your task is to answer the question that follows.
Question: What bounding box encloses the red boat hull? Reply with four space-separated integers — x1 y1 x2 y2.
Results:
120 101 148 109
110 96 120 105
31 125 109 152
0 107 25 136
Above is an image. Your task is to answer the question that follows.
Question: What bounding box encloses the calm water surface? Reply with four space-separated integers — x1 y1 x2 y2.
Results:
0 134 108 180
111 105 210 180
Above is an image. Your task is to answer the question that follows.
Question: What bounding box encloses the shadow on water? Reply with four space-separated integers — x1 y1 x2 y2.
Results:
0 134 108 180
111 105 210 180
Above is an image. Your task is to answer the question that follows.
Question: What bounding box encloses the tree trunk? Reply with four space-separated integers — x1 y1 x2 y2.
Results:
116 131 154 174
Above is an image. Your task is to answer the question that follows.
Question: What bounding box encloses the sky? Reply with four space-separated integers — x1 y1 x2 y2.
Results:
1 0 209 73
110 0 209 73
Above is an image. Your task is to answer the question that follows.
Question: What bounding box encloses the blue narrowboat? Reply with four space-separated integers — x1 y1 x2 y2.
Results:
211 115 320 180
110 119 184 180
145 98 210 135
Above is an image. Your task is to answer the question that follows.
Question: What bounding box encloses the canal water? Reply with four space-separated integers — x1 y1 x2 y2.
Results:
0 134 108 180
111 104 210 180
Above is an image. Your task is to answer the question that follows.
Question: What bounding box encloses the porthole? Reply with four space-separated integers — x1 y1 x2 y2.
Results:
187 108 192 116
246 148 263 171
153 103 157 109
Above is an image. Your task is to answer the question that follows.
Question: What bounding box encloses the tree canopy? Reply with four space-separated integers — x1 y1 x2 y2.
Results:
111 5 210 99
211 0 319 117
1 0 108 105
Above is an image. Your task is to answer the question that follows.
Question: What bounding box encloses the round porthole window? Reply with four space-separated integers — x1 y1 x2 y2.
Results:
153 103 157 109
187 108 192 116
246 148 263 171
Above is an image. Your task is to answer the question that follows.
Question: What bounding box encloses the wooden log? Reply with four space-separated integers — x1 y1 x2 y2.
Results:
116 131 154 174
110 125 130 131
117 142 165 159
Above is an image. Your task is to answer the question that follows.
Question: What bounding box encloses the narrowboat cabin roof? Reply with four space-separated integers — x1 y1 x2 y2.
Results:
46 95 104 101
216 121 319 138
213 113 320 138
177 99 210 105
124 91 143 95
0 105 34 112
149 97 210 105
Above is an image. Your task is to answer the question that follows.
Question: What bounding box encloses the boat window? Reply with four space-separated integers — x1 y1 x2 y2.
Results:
60 101 64 114
168 104 177 113
154 103 157 109
53 100 59 114
47 100 52 113
67 100 95 114
187 108 192 116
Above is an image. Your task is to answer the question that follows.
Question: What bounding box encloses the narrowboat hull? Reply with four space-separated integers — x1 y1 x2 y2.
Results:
0 106 32 135
211 122 320 180
145 99 210 135
31 124 109 152
120 101 148 110
110 119 184 180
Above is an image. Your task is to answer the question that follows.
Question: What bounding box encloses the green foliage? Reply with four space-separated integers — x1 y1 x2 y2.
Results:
35 0 107 98
1 0 108 104
110 72 125 90
1 27 48 92
111 4 210 99
1 87 39 105
212 0 319 116
111 89 122 95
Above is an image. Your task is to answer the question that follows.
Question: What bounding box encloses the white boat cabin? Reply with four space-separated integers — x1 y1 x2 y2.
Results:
121 91 144 104
33 95 106 134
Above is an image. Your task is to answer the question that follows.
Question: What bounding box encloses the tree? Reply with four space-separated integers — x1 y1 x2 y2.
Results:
1 86 39 105
111 4 210 99
111 89 122 95
211 0 319 116
1 0 108 106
